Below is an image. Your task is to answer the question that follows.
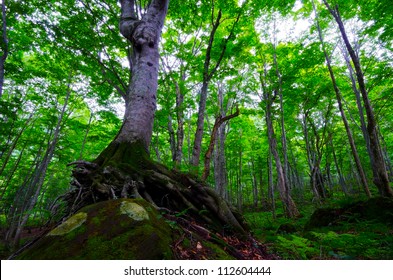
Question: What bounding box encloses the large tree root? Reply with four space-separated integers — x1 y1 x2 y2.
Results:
58 142 247 235
51 142 277 259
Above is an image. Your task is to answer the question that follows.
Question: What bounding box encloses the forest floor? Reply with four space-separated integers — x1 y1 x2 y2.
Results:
245 196 393 260
1 195 392 260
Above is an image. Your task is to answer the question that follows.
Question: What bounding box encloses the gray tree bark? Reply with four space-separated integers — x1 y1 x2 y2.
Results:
116 0 169 150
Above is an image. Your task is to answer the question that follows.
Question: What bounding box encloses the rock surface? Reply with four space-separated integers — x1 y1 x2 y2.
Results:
16 199 173 259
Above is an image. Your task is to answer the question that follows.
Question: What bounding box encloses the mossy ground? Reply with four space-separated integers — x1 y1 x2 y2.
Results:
245 196 393 260
15 199 173 260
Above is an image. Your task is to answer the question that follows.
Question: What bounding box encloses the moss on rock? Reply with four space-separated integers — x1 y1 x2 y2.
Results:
48 212 87 236
305 197 393 231
16 199 173 260
119 201 149 221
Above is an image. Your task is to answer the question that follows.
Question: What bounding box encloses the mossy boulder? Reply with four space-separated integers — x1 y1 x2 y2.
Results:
305 197 393 231
16 199 173 259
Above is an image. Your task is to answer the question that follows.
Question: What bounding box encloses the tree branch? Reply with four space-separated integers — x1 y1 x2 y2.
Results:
202 106 240 181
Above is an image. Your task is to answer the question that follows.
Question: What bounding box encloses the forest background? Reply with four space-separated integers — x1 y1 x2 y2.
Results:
1 0 392 259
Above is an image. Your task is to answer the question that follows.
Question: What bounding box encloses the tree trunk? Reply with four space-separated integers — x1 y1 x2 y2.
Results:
59 0 248 241
261 81 299 217
313 0 371 197
323 0 393 197
214 122 228 199
11 73 72 247
115 0 168 151
174 78 185 169
331 137 348 195
191 9 240 171
272 37 291 194
167 115 176 162
250 159 258 210
202 108 239 181
79 111 93 160
0 1 8 98
267 149 276 219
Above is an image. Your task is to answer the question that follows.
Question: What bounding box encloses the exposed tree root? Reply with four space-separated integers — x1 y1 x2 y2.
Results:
57 141 248 236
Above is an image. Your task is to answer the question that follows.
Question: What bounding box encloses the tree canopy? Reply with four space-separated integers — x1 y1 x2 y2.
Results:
1 0 393 259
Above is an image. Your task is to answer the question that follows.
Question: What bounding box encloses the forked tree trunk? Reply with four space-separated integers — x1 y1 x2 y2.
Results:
202 108 239 181
260 69 299 218
191 10 240 172
115 0 168 150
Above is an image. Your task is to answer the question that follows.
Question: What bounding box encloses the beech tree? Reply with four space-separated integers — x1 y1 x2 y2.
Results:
61 0 247 236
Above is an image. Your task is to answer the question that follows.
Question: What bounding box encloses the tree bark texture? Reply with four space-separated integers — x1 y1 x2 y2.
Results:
116 0 169 151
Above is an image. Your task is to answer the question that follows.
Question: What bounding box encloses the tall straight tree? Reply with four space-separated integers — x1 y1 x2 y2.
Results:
312 0 371 197
260 61 299 218
323 0 393 197
0 0 8 97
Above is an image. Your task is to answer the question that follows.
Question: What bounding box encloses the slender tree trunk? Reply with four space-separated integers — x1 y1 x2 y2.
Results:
191 9 240 171
265 94 299 217
250 159 258 209
340 43 373 165
323 0 393 197
167 115 176 161
0 0 8 98
302 112 321 201
79 112 93 160
202 108 239 181
272 36 291 194
237 141 243 213
313 0 371 197
12 73 73 247
214 123 228 199
174 78 185 169
331 137 348 195
267 149 276 219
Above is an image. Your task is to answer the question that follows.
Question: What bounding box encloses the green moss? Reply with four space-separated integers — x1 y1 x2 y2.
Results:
94 141 153 172
202 241 236 260
16 199 173 260
48 212 87 236
119 201 149 221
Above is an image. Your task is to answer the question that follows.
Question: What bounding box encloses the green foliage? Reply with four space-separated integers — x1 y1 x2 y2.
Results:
1 0 393 260
245 197 393 259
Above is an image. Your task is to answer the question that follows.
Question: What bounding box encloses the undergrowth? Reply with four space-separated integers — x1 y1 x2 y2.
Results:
244 196 393 260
